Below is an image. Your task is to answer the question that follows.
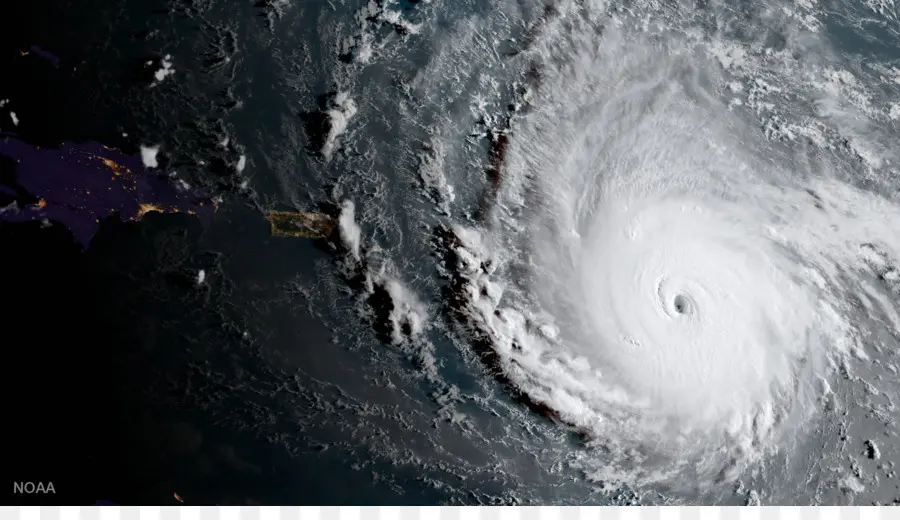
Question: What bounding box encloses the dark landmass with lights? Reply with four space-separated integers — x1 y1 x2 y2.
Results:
0 137 216 247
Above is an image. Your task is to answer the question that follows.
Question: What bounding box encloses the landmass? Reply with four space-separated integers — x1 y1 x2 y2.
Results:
266 210 334 239
0 136 215 247
21 45 61 68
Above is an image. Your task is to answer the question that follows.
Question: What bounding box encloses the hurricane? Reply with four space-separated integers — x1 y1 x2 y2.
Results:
281 0 900 504
436 7 900 490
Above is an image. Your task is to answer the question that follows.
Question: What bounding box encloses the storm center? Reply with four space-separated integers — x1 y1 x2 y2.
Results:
673 294 688 315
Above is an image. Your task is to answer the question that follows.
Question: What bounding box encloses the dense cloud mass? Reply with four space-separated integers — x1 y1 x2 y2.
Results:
445 17 900 490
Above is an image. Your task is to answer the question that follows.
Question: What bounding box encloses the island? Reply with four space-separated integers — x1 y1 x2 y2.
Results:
0 137 216 247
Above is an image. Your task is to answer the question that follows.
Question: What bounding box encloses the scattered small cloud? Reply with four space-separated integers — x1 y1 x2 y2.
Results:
150 54 175 86
140 145 160 168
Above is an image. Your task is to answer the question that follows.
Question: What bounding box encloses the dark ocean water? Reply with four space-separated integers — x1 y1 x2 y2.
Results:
0 0 401 505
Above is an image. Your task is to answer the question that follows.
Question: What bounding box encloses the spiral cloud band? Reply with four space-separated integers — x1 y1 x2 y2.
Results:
446 12 900 493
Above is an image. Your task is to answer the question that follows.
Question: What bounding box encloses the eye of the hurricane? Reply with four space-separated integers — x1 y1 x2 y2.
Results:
672 294 689 315
656 278 696 318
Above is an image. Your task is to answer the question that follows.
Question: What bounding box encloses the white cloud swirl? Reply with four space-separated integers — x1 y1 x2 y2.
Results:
448 10 900 492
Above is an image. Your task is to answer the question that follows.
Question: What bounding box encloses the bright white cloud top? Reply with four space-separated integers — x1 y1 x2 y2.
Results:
440 7 900 493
